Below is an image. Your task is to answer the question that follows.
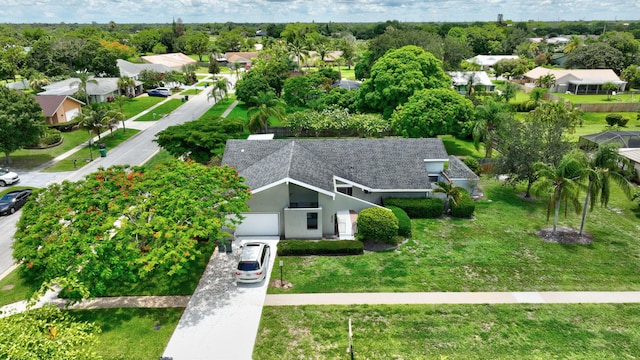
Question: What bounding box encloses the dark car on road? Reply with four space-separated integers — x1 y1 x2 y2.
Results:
147 87 171 97
0 189 32 215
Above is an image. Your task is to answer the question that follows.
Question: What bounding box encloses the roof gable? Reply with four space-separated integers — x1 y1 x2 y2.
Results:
34 95 83 116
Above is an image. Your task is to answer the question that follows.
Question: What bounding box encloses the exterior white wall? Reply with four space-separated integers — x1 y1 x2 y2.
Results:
425 160 445 173
248 183 289 234
284 208 323 239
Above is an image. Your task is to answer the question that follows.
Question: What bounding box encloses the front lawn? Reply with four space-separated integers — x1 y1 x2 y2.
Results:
6 130 91 170
199 95 236 119
269 178 640 294
226 101 284 127
0 269 35 307
134 99 183 121
255 304 640 359
71 308 183 360
121 96 165 119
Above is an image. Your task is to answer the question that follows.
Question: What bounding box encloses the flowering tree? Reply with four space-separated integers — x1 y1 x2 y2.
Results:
13 160 250 299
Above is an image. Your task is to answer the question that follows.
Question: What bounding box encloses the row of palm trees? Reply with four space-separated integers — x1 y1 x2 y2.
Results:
532 145 633 235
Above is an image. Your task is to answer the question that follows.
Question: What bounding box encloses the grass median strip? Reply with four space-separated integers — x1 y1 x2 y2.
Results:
255 303 640 359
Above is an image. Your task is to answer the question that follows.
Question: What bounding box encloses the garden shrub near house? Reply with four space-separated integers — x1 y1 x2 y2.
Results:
357 207 399 244
450 189 476 218
605 113 629 127
384 198 444 218
277 240 363 256
387 206 412 237
463 157 481 175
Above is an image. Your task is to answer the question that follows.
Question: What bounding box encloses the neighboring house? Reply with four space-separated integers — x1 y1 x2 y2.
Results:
447 71 495 94
220 52 260 68
141 53 197 70
4 80 30 91
294 51 343 67
38 77 143 103
523 66 627 94
578 131 640 150
34 95 84 125
117 59 172 80
333 79 361 90
466 55 520 70
221 138 478 240
618 148 640 182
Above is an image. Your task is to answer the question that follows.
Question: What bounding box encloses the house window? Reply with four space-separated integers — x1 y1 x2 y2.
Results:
336 185 353 196
429 175 440 183
307 212 318 230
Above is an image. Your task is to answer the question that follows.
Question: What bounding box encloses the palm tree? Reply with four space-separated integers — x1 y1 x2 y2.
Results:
231 62 243 80
287 38 308 71
473 98 512 158
532 151 587 234
117 76 136 96
563 36 583 54
70 70 98 104
29 72 50 92
578 145 633 235
113 95 129 132
433 181 463 215
215 77 230 99
247 91 286 134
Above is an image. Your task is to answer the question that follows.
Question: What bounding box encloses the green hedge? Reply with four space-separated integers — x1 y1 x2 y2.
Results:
450 190 476 218
510 100 537 113
357 207 398 244
387 206 411 237
384 197 444 218
47 117 82 132
277 240 364 256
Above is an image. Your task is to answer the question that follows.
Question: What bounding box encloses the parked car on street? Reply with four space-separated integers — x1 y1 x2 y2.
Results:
0 189 32 215
147 87 171 97
236 242 271 283
0 168 19 186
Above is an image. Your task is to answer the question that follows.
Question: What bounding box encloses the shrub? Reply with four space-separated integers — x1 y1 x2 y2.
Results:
48 118 81 132
386 206 412 237
450 190 476 218
357 207 398 244
40 128 62 146
384 198 444 218
277 240 363 256
606 114 623 127
463 157 481 175
510 100 537 113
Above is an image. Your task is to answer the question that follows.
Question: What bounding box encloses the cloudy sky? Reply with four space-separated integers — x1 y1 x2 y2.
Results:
2 0 639 24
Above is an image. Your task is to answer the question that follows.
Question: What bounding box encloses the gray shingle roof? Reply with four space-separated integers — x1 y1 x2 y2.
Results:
446 156 479 180
222 138 450 192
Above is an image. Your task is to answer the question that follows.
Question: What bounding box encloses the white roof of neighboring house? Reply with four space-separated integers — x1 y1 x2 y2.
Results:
117 59 172 78
141 53 197 70
4 80 30 90
447 71 493 87
619 148 640 164
524 66 625 85
466 55 520 67
39 77 142 96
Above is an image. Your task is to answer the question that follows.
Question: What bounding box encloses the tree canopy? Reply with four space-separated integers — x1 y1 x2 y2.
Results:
564 42 625 73
13 160 251 299
0 86 46 164
155 118 245 163
359 45 450 118
390 88 475 138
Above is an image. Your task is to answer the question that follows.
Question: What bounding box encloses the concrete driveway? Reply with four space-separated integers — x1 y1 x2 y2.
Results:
162 238 279 360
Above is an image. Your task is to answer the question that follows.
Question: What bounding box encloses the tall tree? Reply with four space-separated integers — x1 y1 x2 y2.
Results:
359 45 450 118
565 42 625 74
13 161 251 299
532 151 587 234
186 32 211 62
247 91 286 133
117 76 135 96
578 145 633 235
0 86 46 164
473 98 512 158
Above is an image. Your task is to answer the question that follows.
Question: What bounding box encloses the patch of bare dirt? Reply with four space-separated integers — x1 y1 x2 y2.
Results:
536 226 594 245
270 279 294 289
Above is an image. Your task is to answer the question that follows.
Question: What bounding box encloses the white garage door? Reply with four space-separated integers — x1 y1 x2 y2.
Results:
234 213 280 237
65 108 80 121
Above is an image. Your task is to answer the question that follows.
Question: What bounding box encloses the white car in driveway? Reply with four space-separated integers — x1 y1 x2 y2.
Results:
236 242 271 283
0 168 19 187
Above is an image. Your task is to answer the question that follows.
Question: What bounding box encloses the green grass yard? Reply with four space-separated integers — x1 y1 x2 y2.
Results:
556 92 640 104
255 304 640 359
5 130 90 170
134 99 183 121
199 96 236 119
120 96 165 119
269 178 640 294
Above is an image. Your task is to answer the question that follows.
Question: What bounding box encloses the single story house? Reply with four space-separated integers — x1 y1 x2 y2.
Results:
523 66 627 94
38 77 143 103
466 55 520 71
117 59 172 80
34 95 84 125
447 71 495 94
220 52 260 68
141 53 197 71
221 138 478 240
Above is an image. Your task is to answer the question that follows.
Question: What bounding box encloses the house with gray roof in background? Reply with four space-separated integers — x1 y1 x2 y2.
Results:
222 138 478 240
447 71 495 94
117 59 172 80
38 77 143 103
